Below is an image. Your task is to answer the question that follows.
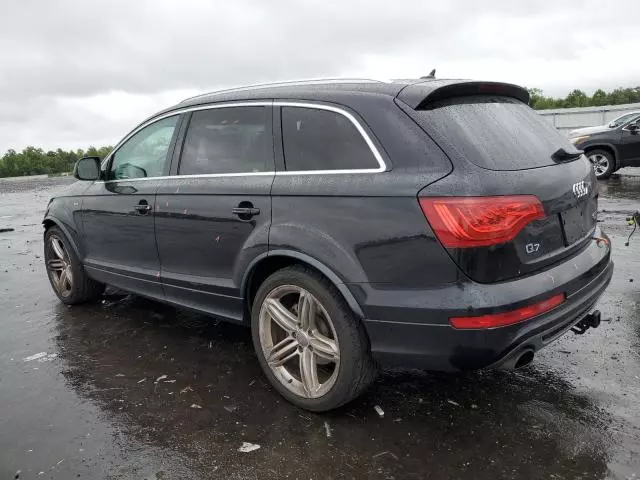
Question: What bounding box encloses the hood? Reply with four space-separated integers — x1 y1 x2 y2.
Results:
568 125 611 138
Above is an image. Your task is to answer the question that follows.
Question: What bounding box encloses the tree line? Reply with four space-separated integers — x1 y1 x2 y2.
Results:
0 146 112 178
528 86 640 110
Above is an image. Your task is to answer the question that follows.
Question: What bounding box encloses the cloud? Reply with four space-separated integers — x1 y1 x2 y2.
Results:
1 0 638 151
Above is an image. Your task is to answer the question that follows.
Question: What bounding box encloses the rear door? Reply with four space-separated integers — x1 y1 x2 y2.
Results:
82 115 181 298
404 93 599 283
154 103 274 322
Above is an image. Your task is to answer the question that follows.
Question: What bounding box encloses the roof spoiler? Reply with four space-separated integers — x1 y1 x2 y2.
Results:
396 80 530 109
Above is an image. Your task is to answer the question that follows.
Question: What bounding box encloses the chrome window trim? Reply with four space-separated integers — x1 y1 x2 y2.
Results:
93 172 276 183
99 102 272 171
98 100 387 183
277 102 385 174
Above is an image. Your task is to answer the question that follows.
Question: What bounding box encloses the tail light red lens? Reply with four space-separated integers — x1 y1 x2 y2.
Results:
450 293 565 329
419 196 545 248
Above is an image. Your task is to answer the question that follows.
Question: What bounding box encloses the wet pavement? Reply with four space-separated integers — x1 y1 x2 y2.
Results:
0 175 639 480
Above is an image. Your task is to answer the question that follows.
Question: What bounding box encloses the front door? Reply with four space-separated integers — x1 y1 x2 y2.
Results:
154 104 274 322
81 114 181 299
619 118 640 166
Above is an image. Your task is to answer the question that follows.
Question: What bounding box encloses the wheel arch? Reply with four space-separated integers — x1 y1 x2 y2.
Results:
583 144 618 168
42 216 82 260
241 250 365 324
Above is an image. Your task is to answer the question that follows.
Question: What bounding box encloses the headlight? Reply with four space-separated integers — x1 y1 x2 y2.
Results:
570 135 590 145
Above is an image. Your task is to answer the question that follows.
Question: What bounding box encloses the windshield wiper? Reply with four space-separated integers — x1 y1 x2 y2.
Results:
551 147 583 162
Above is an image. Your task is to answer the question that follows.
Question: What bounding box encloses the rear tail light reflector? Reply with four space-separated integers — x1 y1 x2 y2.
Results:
450 293 565 329
419 195 545 248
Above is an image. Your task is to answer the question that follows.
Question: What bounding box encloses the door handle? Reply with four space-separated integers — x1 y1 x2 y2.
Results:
232 202 260 220
232 207 260 216
134 203 152 213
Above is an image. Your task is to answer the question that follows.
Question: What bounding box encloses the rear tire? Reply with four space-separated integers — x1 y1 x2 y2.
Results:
587 149 615 179
251 266 377 411
44 226 104 305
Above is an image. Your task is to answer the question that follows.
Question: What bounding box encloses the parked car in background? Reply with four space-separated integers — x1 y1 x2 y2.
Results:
43 78 613 411
569 111 640 178
568 111 640 138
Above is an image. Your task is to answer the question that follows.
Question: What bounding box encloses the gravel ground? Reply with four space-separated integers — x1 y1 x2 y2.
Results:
0 175 639 479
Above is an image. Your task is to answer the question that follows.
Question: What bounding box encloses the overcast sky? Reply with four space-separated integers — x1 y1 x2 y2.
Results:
1 0 638 152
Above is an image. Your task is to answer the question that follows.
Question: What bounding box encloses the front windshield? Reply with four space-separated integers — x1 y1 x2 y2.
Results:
609 112 639 128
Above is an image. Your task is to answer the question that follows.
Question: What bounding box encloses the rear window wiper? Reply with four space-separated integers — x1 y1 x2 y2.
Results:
551 147 583 162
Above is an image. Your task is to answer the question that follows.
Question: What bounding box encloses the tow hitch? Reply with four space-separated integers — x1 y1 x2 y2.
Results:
625 210 640 246
571 310 601 335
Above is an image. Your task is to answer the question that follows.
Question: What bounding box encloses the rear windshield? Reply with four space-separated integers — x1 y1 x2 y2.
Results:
411 95 578 171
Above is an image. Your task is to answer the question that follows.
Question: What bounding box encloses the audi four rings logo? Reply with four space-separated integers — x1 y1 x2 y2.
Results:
572 181 589 198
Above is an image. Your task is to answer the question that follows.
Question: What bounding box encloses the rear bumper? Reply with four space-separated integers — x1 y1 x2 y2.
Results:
356 232 613 371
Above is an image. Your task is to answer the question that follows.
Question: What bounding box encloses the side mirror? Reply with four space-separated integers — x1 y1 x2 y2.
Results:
73 156 101 181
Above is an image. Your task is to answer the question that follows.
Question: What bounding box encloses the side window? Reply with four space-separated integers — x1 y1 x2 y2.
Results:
108 115 179 180
178 107 269 175
281 106 378 171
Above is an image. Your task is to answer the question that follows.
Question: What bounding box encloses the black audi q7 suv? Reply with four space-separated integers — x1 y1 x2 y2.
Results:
43 78 614 411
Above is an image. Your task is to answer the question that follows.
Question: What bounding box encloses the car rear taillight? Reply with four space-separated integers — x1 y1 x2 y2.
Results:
450 293 565 329
418 196 545 248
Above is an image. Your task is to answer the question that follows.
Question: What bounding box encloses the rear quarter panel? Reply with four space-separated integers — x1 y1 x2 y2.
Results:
270 97 458 288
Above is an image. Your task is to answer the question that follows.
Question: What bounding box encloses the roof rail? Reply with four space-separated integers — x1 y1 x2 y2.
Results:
180 78 386 103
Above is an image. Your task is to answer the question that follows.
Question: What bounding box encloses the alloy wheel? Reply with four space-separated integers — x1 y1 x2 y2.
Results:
588 153 610 178
258 285 340 399
46 236 73 297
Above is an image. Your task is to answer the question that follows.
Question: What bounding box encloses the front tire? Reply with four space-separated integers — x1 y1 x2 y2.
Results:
251 266 376 411
587 149 615 179
44 226 104 305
